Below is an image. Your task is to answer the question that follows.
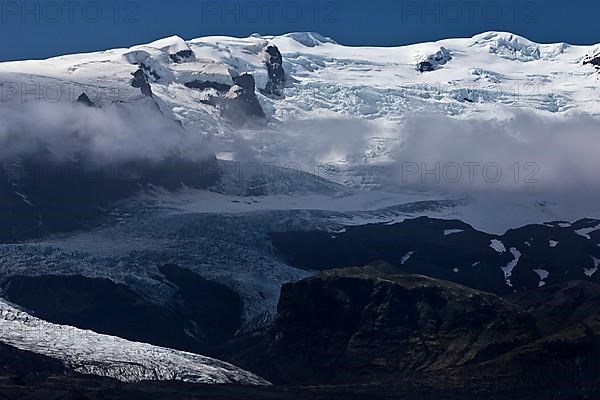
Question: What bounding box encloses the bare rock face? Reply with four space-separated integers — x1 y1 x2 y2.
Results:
262 45 286 97
583 50 600 69
221 74 265 125
184 80 231 92
169 49 195 63
76 93 95 107
239 265 538 384
130 68 153 97
188 73 266 125
416 47 452 72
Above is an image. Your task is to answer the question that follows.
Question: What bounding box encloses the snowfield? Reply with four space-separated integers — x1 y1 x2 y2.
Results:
1 31 598 116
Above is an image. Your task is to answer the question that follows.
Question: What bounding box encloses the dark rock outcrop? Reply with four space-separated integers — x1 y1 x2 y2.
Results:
220 73 265 125
139 62 160 80
76 93 95 107
416 47 452 72
169 49 195 63
184 80 231 92
184 74 266 124
262 45 286 97
130 68 153 97
159 264 242 346
583 51 600 69
236 265 538 384
416 60 435 72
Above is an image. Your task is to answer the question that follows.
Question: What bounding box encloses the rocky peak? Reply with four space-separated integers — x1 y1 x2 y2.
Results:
262 45 286 97
76 92 95 107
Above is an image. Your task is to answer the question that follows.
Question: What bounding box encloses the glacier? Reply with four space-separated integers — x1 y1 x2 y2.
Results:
0 298 269 384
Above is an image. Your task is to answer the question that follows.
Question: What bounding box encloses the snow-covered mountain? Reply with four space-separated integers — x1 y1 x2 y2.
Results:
1 31 598 165
1 31 599 227
1 31 600 356
0 298 268 384
1 31 599 116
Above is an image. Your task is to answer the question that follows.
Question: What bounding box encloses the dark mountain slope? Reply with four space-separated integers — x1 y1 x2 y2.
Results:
234 264 538 384
269 217 600 294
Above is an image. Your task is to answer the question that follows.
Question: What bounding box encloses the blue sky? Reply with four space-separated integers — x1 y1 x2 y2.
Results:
0 0 597 61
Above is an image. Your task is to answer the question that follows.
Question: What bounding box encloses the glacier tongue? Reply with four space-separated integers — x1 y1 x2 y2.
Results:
0 299 269 385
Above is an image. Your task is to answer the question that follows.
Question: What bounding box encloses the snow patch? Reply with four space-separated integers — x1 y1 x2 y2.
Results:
501 248 522 287
575 224 600 239
584 257 600 277
13 191 34 207
533 268 550 280
444 229 464 236
401 251 414 265
490 239 506 253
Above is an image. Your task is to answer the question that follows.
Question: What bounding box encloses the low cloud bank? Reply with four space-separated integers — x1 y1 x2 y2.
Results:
392 112 600 196
1 101 599 208
0 101 212 164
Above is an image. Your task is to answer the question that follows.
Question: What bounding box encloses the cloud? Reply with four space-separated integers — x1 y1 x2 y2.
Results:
207 110 600 218
2 99 599 211
0 100 213 164
391 111 600 196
